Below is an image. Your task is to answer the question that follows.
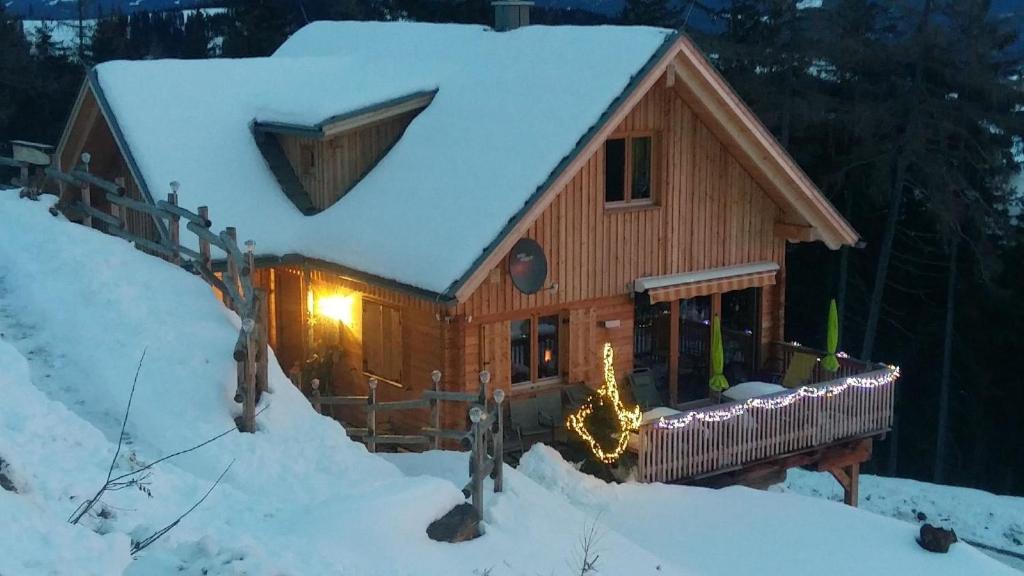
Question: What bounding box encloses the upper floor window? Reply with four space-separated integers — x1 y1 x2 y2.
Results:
605 134 654 205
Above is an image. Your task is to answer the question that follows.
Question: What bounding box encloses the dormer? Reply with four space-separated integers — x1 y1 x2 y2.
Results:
253 90 435 215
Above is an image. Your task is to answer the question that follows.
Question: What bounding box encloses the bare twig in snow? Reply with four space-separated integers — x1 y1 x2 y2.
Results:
130 460 235 555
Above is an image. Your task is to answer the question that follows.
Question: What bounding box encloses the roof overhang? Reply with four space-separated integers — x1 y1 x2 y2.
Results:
253 90 437 140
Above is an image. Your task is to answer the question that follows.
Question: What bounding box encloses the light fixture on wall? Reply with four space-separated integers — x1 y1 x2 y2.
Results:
308 290 355 327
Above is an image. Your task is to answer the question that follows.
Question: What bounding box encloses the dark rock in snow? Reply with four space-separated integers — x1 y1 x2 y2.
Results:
918 524 958 553
427 503 481 543
0 456 16 493
916 511 928 522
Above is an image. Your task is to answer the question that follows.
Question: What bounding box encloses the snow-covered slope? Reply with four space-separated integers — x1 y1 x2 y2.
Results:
777 469 1024 566
0 193 1015 575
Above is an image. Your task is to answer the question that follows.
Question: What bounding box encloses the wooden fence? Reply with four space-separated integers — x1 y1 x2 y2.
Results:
311 369 506 516
2 148 268 433
636 365 898 483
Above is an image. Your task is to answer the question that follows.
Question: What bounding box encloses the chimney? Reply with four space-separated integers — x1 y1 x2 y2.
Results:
492 1 533 31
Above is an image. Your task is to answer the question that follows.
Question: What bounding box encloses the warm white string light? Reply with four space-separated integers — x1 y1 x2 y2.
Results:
655 366 900 430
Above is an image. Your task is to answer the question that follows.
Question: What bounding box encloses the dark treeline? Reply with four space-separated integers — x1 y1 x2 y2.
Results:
0 0 1021 494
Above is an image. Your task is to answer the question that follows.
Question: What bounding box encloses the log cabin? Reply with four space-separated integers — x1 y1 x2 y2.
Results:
52 6 895 499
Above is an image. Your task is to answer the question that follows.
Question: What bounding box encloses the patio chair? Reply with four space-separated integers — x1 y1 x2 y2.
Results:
782 351 819 388
506 389 563 454
627 369 664 410
563 383 592 415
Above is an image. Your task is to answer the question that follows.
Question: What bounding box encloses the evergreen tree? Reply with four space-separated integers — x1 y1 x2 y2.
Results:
221 0 295 57
621 0 678 28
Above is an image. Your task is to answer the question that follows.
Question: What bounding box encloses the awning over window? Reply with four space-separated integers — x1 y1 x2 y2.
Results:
635 262 779 304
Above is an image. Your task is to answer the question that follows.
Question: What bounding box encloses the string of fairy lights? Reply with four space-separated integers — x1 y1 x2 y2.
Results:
566 342 643 463
654 366 901 430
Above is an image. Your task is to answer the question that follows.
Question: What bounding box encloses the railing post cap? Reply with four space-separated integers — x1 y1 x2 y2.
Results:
431 369 442 384
479 370 491 385
241 318 255 334
469 406 483 423
493 389 505 404
368 378 378 390
170 180 180 193
80 152 91 165
311 378 320 390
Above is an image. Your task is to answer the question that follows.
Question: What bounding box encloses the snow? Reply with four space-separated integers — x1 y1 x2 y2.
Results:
777 468 1024 564
94 21 675 294
518 445 1020 576
1 193 1016 575
721 380 785 401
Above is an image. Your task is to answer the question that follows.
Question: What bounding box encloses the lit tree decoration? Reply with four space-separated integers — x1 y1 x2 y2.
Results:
566 343 643 464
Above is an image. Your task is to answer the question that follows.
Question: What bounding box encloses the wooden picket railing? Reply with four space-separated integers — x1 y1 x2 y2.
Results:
311 370 506 517
636 364 898 484
3 147 268 433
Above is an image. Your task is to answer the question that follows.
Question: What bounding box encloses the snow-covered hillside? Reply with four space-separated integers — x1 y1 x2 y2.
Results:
0 192 1016 575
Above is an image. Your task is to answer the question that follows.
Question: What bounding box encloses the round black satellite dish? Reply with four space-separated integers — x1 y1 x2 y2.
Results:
508 238 547 295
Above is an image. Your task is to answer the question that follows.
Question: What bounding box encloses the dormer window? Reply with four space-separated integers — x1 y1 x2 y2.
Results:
605 134 655 205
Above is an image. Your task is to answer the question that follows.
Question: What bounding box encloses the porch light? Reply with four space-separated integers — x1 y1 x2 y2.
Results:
316 294 355 326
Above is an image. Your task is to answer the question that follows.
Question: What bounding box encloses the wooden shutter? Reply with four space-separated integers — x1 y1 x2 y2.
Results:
381 305 402 382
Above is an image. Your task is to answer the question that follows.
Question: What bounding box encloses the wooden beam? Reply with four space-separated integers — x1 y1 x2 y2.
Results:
774 222 816 243
816 438 872 472
668 299 680 406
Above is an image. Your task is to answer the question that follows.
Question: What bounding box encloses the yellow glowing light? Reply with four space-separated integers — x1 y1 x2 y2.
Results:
316 294 354 326
544 349 553 363
566 342 642 464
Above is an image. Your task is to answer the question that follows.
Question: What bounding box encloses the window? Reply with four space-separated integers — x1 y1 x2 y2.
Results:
605 135 654 204
362 299 402 384
510 314 561 385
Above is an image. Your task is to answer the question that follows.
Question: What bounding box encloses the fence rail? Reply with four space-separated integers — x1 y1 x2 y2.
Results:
310 370 506 518
636 365 898 483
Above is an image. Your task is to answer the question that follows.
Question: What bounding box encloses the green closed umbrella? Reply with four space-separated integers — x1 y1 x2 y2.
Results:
709 315 729 393
822 299 840 373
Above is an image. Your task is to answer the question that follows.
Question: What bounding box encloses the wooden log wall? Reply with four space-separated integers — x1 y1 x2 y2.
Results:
458 80 788 393
278 109 420 212
255 265 451 434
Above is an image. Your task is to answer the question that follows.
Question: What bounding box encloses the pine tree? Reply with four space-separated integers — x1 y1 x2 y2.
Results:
621 0 678 27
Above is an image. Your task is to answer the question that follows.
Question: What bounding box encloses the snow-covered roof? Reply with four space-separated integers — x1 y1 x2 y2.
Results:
92 21 675 296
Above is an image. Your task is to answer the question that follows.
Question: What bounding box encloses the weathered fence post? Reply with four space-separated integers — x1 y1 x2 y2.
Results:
80 153 92 228
166 182 180 265
367 378 378 453
197 206 211 266
310 378 322 414
469 405 485 517
224 227 238 311
430 369 442 450
110 177 125 228
241 319 256 433
493 388 505 492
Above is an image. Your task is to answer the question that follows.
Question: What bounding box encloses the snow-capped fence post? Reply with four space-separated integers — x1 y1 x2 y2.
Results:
166 183 181 265
430 370 442 450
197 206 211 266
367 378 378 453
493 388 505 493
468 405 485 517
223 227 239 312
79 153 92 228
310 378 322 414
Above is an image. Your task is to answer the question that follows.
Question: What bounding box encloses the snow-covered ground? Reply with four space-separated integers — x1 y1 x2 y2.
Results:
0 191 1017 575
777 469 1024 570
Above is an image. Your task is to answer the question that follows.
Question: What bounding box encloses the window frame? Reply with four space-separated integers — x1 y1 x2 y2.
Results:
510 312 563 388
604 131 658 208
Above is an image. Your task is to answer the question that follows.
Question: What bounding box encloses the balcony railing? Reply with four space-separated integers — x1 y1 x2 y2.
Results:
635 344 898 484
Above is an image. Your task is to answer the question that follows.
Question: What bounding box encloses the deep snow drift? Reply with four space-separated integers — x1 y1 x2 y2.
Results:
0 193 1016 575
